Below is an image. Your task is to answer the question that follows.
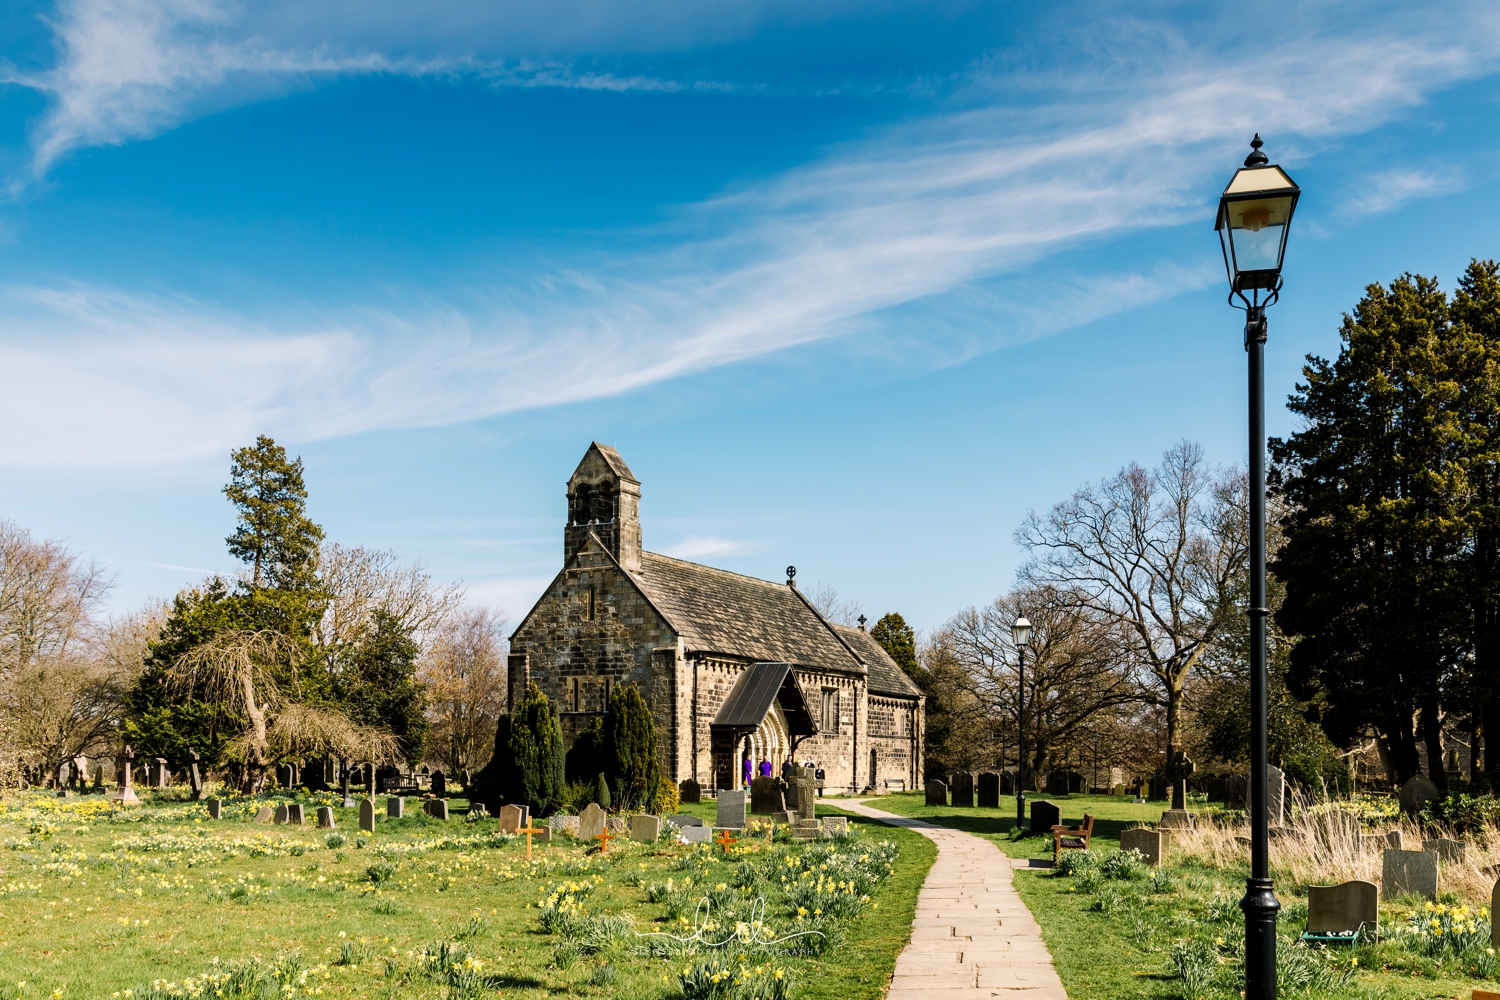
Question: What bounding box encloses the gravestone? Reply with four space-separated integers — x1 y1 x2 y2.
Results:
1385 829 1403 850
254 806 274 823
667 814 704 827
1205 776 1227 802
1029 799 1060 833
114 744 140 805
821 816 848 837
1382 849 1439 901
1492 878 1500 949
1166 751 1196 811
187 750 205 800
630 814 661 842
317 806 335 829
341 768 355 808
1316 809 1362 850
1307 880 1378 937
750 776 784 814
607 816 629 834
791 818 820 840
680 825 712 844
578 802 607 841
1000 771 1015 795
1423 838 1466 864
273 804 289 824
789 778 816 820
950 771 975 807
359 798 375 833
770 809 795 827
72 755 89 790
286 803 304 825
431 770 446 798
925 779 948 806
387 796 404 818
679 779 702 804
1120 828 1170 866
206 798 222 820
1159 809 1196 831
1148 774 1167 801
424 799 449 820
977 772 1000 808
275 764 291 788
1399 774 1440 817
1268 765 1286 826
1225 774 1248 809
716 789 746 829
498 804 528 833
1044 771 1067 795
551 815 581 838
152 757 169 787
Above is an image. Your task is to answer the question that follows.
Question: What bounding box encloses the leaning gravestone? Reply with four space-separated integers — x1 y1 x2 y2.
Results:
1399 774 1440 818
286 803 305 825
578 802 607 841
1307 880 1378 939
359 798 375 833
1159 809 1195 831
977 772 1000 808
1423 838 1467 864
678 779 702 804
750 776 784 814
254 806 274 823
273 804 289 824
950 771 975 808
206 798 222 820
925 779 948 806
1225 773 1249 809
1267 765 1286 826
680 825 712 844
630 814 661 842
1382 849 1439 901
821 816 848 837
316 806 335 829
716 789 746 830
498 804 527 833
1030 799 1061 833
1120 828 1170 867
188 750 205 800
387 796 404 818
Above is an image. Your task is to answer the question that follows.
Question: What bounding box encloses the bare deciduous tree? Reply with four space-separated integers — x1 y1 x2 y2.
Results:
0 519 111 673
420 606 509 775
807 582 863 627
1016 441 1247 762
314 543 465 652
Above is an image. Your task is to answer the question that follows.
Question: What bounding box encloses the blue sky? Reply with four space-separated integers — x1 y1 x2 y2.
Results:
1 0 1498 632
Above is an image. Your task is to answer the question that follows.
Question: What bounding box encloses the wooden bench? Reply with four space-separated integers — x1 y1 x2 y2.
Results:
1051 814 1095 861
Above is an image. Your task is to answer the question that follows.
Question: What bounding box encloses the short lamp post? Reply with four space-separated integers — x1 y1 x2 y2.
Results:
1217 134 1299 1000
1012 616 1033 830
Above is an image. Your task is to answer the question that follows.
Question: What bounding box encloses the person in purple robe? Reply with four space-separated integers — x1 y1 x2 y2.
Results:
743 756 753 786
759 759 772 778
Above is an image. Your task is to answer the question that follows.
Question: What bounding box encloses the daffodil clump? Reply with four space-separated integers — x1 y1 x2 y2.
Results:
1395 901 1492 956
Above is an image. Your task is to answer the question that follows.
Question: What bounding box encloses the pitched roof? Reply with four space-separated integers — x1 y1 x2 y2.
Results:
834 625 926 699
711 662 817 734
587 442 638 483
635 552 867 676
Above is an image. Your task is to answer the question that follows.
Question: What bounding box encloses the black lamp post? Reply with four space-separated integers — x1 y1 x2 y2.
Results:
1217 134 1299 1000
1012 616 1032 829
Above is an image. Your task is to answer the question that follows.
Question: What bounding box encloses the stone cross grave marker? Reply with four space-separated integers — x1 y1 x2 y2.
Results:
790 778 815 820
578 802 607 841
1382 849 1439 901
630 814 661 842
925 779 948 806
1165 751 1196 811
341 768 355 808
977 772 1000 808
716 789 746 830
1306 880 1377 939
679 778 701 804
359 798 375 833
206 798 222 820
498 804 527 834
114 745 140 805
1120 828 1170 866
950 771 975 808
387 796 404 818
187 750 204 800
317 806 335 829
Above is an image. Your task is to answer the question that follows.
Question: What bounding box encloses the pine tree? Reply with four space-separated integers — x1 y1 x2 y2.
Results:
224 435 324 592
871 613 919 677
602 683 659 812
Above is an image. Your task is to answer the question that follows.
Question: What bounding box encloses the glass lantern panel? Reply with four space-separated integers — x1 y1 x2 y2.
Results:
1230 222 1286 273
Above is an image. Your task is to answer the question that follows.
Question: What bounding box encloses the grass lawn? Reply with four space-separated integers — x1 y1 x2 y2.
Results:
866 791 1496 1000
0 790 934 1000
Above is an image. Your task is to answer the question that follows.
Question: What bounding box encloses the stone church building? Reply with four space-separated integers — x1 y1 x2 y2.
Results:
508 443 925 794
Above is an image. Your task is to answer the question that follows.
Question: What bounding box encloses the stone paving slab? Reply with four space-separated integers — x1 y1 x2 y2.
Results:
842 800 1068 1000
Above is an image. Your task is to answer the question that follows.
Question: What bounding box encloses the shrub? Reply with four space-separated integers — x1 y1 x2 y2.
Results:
505 682 567 817
657 774 681 814
603 683 659 812
595 772 612 811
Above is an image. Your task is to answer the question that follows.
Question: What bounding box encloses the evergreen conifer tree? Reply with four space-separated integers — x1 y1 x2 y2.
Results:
503 683 566 816
595 771 611 810
602 683 659 812
871 613 920 676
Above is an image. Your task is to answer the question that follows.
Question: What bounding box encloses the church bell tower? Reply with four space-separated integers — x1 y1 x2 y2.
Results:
564 443 642 573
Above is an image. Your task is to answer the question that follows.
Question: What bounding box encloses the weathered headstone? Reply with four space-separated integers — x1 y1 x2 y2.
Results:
977 772 1000 808
1306 880 1378 937
607 815 628 834
789 778 816 820
1120 828 1170 866
187 750 204 800
925 779 948 806
254 805 274 823
206 798 222 820
1030 799 1060 832
770 809 795 827
750 776 784 814
387 796 404 818
630 814 661 842
114 744 140 805
679 779 702 804
341 768 355 808
579 802 607 841
950 771 975 808
1225 773 1248 809
821 816 849 837
680 825 713 844
150 757 168 788
551 815 581 838
1044 771 1069 795
1385 829 1403 850
1399 774 1440 817
286 803 304 825
1159 809 1196 831
1148 774 1167 801
317 806 335 829
1382 849 1439 901
498 804 528 833
1267 764 1286 826
359 798 375 833
1000 771 1015 795
424 799 449 820
1166 751 1196 811
431 770 446 798
716 789 746 829
791 818 820 840
1423 838 1466 864
667 814 704 827
1316 809 1361 850
274 804 290 824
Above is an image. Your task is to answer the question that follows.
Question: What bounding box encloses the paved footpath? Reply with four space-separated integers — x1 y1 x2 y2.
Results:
842 801 1068 1000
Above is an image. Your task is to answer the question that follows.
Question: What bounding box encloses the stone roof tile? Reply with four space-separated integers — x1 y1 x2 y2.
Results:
833 625 926 699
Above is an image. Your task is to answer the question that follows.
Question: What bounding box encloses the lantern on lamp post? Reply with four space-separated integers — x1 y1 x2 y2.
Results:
1011 616 1032 829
